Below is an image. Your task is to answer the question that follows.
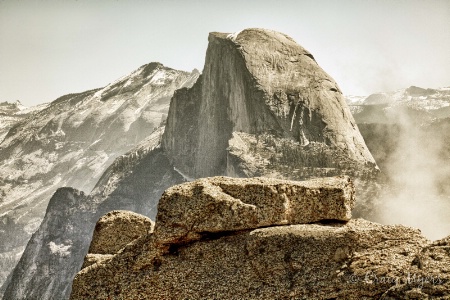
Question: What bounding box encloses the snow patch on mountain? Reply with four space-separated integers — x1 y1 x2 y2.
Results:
48 242 71 257
149 70 169 85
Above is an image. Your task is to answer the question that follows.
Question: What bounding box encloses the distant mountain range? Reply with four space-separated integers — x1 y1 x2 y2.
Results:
346 85 450 123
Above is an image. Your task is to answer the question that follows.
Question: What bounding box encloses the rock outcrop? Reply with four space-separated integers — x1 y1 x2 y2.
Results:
131 175 354 270
154 176 354 246
82 210 154 269
70 176 449 300
3 188 90 300
163 29 377 179
88 210 154 255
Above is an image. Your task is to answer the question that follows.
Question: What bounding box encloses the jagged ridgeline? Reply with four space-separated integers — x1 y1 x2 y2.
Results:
162 29 378 182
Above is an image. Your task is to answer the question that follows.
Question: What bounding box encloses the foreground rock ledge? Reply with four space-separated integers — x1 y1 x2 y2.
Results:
154 175 355 245
71 219 429 300
70 176 450 299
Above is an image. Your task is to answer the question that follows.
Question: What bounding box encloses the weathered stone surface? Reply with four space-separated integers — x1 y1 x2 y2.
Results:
380 236 450 299
81 254 114 269
70 175 450 299
154 175 355 245
88 210 154 255
70 218 429 300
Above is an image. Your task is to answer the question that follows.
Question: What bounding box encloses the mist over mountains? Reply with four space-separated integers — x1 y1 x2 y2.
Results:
346 86 450 239
0 28 449 299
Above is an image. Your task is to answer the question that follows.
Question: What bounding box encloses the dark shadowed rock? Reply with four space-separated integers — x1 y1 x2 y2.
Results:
3 188 90 300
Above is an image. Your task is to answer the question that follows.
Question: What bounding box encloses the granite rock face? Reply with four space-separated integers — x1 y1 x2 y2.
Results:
2 132 184 300
81 211 154 270
88 210 154 255
154 176 355 246
380 236 450 299
70 176 446 300
3 188 91 300
162 28 377 179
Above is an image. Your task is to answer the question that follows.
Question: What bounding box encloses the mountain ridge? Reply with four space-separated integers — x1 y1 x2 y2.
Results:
0 62 199 295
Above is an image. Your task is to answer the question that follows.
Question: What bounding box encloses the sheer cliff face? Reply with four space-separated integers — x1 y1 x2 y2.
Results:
3 188 91 300
163 29 376 178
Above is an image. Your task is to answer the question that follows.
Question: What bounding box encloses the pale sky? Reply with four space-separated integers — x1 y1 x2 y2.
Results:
1 0 449 107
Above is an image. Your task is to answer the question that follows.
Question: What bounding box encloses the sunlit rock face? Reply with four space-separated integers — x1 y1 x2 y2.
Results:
163 28 377 179
0 100 37 143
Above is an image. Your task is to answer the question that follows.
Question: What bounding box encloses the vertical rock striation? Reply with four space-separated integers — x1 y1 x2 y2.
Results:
162 29 376 179
3 188 90 300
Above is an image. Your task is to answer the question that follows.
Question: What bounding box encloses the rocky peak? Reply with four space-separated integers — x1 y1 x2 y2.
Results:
162 28 376 179
190 68 201 75
0 100 25 114
3 29 381 300
0 100 29 143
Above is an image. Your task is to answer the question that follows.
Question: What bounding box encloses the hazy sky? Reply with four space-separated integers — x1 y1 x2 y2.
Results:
1 0 449 107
